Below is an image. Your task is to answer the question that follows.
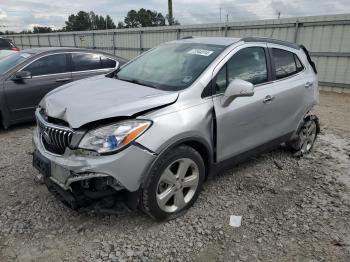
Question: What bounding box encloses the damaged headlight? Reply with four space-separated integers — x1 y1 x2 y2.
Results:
79 120 151 154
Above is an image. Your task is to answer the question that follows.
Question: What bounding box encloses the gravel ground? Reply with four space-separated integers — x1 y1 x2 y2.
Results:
0 91 350 262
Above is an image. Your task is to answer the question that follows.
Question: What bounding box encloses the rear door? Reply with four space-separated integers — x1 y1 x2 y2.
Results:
71 52 118 81
264 45 310 138
213 44 278 162
4 53 72 121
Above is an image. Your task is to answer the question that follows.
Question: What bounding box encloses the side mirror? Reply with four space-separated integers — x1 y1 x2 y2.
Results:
12 71 32 81
221 79 254 107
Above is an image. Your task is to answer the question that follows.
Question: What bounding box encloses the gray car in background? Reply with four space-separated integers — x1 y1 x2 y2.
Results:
0 48 127 128
33 37 319 220
0 37 20 51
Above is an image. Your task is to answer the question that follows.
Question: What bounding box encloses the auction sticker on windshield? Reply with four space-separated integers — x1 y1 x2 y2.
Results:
187 49 214 56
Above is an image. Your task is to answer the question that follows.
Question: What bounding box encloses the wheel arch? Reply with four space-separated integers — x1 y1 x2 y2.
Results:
0 109 10 129
141 136 214 189
181 139 213 180
295 114 320 136
0 109 4 129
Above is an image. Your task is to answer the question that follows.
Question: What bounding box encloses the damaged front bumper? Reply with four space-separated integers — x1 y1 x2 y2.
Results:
32 127 157 209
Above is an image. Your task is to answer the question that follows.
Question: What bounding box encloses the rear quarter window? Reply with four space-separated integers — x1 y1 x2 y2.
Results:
0 39 13 48
101 56 116 69
272 48 304 80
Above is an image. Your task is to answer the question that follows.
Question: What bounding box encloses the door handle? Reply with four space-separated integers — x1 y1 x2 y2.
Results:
55 78 72 82
305 82 313 88
263 95 275 103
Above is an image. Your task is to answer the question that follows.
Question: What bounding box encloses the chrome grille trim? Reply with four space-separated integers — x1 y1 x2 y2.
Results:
36 109 74 155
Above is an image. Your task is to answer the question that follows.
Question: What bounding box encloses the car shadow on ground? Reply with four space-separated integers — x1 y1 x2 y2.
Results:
56 146 294 222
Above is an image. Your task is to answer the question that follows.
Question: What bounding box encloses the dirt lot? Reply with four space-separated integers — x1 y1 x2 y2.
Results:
0 91 349 262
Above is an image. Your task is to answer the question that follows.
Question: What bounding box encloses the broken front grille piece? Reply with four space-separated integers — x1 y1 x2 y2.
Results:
36 110 74 155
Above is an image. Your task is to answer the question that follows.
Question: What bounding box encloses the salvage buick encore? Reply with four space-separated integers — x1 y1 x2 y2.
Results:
33 37 320 220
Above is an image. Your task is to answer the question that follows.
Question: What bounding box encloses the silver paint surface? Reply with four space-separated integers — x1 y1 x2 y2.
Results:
34 37 319 192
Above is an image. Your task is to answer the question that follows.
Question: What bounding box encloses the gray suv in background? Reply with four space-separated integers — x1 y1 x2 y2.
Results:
0 48 127 128
33 37 319 220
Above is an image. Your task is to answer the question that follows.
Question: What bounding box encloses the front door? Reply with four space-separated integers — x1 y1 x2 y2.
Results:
213 45 276 162
4 53 72 121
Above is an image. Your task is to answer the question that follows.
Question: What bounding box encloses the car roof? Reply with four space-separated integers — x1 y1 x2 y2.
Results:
22 47 104 54
19 47 127 62
173 36 300 50
174 37 241 46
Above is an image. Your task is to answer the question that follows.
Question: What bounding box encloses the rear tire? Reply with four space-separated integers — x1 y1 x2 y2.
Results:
287 116 319 156
141 145 205 220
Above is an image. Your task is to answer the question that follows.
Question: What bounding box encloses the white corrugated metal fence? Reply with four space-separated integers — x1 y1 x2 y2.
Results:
5 14 350 92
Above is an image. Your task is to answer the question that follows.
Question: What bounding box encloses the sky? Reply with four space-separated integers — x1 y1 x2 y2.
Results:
0 0 349 32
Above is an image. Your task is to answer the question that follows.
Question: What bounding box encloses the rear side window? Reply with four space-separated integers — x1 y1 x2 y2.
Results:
0 39 13 48
215 47 268 93
101 56 117 69
272 48 304 80
24 54 69 76
72 53 116 71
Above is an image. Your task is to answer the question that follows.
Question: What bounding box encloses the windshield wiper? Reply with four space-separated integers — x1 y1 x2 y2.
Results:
118 77 159 89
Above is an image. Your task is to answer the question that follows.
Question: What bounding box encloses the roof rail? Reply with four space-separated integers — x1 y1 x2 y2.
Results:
241 37 300 50
180 36 193 40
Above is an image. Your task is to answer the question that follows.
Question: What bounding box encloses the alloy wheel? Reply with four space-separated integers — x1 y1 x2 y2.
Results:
156 158 200 213
300 121 317 154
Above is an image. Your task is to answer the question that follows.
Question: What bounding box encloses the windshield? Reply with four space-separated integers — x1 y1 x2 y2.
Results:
116 43 226 91
0 52 32 75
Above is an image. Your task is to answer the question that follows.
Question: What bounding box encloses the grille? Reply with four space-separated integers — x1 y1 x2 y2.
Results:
36 111 73 155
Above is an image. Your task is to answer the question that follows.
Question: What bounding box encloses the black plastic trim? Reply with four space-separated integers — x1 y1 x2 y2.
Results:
242 37 300 50
180 36 193 40
264 47 273 82
141 136 214 187
300 45 318 74
201 79 213 98
267 47 276 80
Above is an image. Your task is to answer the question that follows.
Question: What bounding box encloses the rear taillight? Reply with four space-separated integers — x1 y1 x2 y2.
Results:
11 47 20 51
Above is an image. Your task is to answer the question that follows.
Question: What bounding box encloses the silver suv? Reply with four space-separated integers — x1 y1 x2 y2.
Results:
33 37 320 220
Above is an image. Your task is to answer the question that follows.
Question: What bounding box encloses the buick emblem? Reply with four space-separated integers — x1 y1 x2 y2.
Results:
42 130 52 144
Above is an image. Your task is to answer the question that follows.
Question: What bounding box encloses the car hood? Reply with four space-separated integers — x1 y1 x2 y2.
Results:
40 75 179 128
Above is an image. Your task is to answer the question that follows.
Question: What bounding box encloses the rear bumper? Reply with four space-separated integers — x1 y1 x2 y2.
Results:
32 127 157 192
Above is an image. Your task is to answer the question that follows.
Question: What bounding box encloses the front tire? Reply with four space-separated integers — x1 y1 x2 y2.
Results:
141 145 205 220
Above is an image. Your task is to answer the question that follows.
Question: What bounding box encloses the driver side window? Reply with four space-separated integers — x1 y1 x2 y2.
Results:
215 47 268 94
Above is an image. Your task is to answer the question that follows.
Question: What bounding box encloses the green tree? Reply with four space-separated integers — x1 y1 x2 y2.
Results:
166 14 180 26
19 30 32 34
124 10 140 28
4 30 15 35
117 21 125 29
106 15 116 29
64 11 116 31
124 9 166 28
64 11 91 31
33 26 52 34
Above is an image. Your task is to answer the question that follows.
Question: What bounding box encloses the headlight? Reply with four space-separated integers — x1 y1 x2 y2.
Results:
79 120 151 154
